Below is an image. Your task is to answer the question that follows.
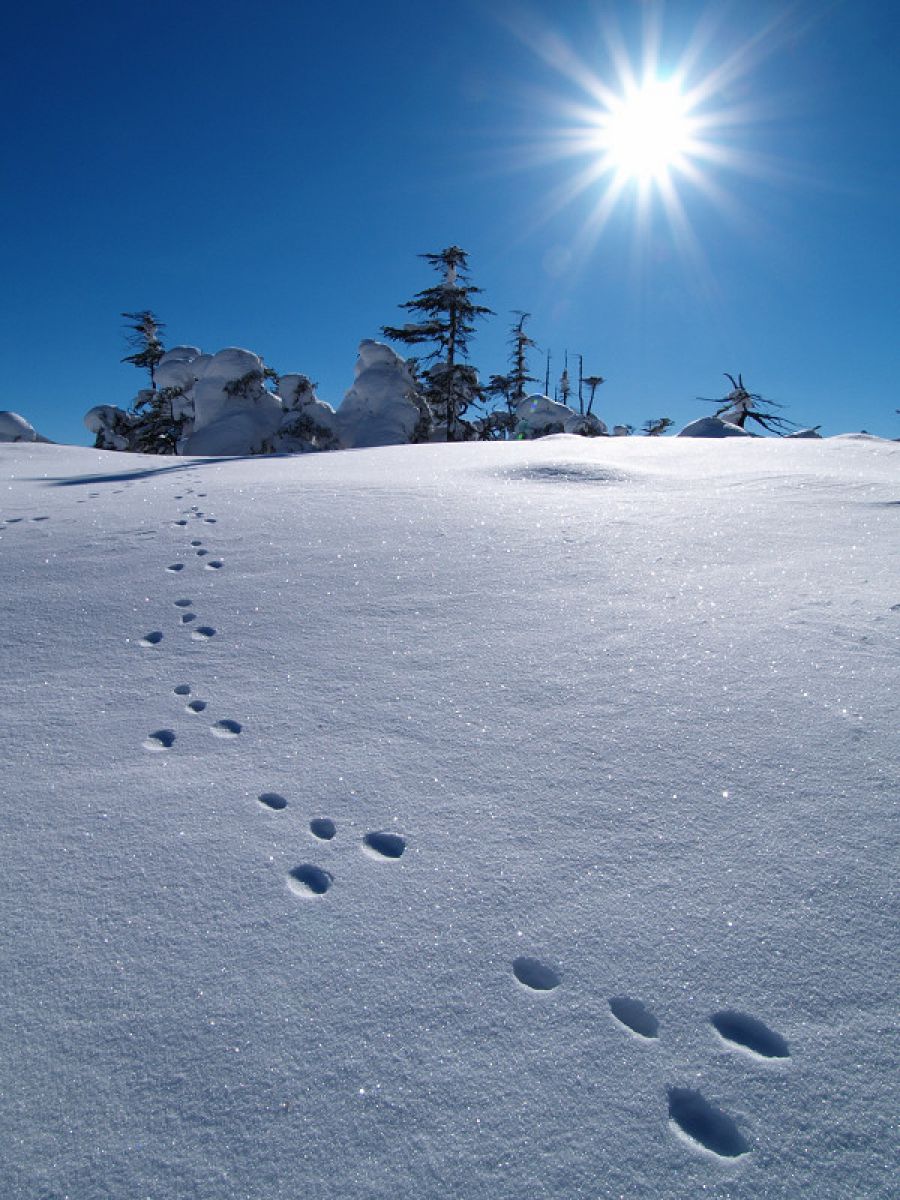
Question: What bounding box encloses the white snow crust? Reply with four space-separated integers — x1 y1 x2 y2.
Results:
1 434 897 1199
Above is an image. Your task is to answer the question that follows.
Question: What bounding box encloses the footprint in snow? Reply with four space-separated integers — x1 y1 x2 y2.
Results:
205 560 223 570
180 612 197 624
667 1087 750 1159
710 1010 790 1059
166 563 185 573
173 519 187 526
287 864 333 897
609 996 660 1040
258 792 288 811
173 597 192 607
140 631 163 646
196 549 209 557
187 699 207 714
190 539 203 547
310 817 336 840
363 830 406 859
144 729 175 751
211 719 241 738
191 626 216 640
512 956 561 992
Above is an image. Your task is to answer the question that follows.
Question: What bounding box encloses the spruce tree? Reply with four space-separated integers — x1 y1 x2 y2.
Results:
382 246 492 441
121 310 166 389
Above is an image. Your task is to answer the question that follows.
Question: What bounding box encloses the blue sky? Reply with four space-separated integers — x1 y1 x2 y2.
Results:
2 0 898 444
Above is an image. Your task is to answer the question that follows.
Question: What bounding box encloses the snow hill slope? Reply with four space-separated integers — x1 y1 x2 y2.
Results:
1 435 897 1200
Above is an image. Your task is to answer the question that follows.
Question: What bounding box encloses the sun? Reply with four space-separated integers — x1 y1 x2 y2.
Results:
600 77 694 183
500 5 793 268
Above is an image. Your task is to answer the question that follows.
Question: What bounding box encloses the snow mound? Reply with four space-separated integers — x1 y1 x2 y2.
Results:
677 416 755 438
336 339 430 448
514 394 606 439
0 411 43 442
786 428 823 439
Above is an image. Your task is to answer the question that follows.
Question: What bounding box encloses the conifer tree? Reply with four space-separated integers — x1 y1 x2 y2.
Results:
509 312 537 403
583 375 605 418
382 246 492 441
121 310 166 389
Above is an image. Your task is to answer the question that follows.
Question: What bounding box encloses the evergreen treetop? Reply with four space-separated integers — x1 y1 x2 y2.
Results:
121 310 166 389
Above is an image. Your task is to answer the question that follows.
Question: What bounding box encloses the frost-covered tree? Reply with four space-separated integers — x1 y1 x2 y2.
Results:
701 373 796 434
482 313 539 438
121 311 166 389
509 312 537 403
382 246 492 440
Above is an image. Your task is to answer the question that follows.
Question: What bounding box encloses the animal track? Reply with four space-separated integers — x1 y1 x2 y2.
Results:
166 563 184 573
190 539 203 547
258 792 288 811
191 626 216 640
196 549 209 557
174 519 187 526
512 956 561 991
667 1087 750 1158
287 864 333 897
180 612 197 624
211 719 241 738
204 517 217 523
173 683 191 695
363 830 406 859
173 598 192 607
609 996 660 1040
310 818 336 840
205 560 223 570
140 631 163 646
711 1011 790 1059
144 729 175 751
187 699 207 713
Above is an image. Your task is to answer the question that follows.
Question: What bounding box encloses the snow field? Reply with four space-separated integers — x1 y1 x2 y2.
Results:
0 435 897 1198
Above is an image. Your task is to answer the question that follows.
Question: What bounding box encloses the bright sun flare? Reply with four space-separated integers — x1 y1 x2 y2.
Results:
601 79 693 182
507 7 785 269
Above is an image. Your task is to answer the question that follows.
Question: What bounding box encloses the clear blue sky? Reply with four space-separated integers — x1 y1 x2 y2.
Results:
2 0 898 444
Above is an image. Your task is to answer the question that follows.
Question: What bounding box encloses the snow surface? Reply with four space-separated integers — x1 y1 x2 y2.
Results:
1 434 897 1199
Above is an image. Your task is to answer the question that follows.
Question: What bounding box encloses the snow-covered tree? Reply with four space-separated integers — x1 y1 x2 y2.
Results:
482 313 539 438
382 246 492 441
121 311 166 389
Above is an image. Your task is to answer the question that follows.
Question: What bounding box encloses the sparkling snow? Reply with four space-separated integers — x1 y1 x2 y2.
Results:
0 434 897 1199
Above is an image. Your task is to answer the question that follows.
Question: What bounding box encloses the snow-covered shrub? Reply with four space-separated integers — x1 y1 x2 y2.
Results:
0 411 42 443
513 394 605 439
84 405 138 450
336 340 431 449
274 375 340 452
676 416 755 438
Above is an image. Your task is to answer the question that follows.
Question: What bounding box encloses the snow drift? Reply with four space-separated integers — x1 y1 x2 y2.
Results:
2 434 897 1199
